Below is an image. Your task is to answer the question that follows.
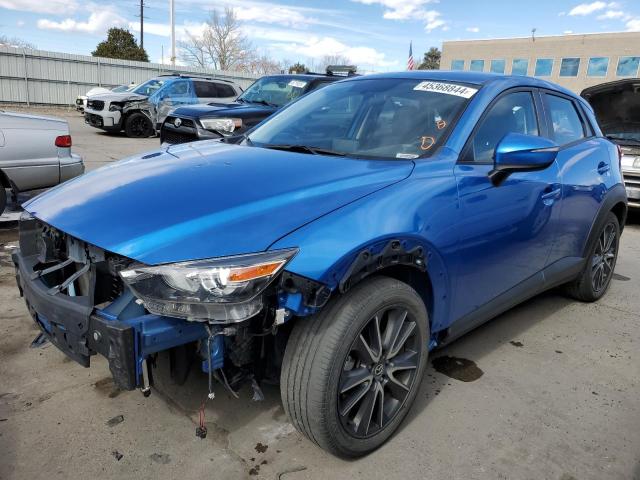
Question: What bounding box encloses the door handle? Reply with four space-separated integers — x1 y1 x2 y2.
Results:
541 186 561 205
597 162 610 175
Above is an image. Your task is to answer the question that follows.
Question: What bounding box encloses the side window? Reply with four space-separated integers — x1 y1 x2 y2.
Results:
194 81 218 98
216 83 237 97
470 91 539 163
164 80 190 97
544 94 585 145
307 81 333 93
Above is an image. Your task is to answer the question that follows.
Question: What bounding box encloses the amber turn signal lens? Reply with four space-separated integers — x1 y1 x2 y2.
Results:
228 261 284 282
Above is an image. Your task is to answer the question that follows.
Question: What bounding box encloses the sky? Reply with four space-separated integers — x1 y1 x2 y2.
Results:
0 0 639 72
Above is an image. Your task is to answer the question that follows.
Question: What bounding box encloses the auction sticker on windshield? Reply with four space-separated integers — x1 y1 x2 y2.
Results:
414 81 478 98
289 80 307 89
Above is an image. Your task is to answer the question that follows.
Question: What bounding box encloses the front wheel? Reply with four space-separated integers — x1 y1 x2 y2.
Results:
124 112 154 138
566 211 620 302
281 276 429 457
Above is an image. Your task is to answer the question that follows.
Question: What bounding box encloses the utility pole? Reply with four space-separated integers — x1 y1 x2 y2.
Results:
140 0 144 50
170 0 175 66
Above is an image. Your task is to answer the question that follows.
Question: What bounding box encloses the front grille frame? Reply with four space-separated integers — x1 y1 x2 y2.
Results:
87 99 105 111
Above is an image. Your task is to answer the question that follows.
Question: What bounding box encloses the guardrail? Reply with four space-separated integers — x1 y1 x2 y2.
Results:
0 46 258 106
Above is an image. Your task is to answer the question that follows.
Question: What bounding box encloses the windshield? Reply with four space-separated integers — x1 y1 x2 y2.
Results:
237 76 310 107
247 78 475 159
132 78 167 96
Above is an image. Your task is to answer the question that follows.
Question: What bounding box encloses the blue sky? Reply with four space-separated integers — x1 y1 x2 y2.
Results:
0 0 639 71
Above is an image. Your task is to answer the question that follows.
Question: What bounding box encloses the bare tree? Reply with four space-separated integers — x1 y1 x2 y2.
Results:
0 35 36 49
240 53 281 75
319 54 352 71
179 7 252 71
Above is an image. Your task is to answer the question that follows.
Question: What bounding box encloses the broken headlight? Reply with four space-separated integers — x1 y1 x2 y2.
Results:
109 102 124 112
200 117 242 135
119 248 297 323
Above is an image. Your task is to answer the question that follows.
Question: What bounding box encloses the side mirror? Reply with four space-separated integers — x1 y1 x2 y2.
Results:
489 133 559 186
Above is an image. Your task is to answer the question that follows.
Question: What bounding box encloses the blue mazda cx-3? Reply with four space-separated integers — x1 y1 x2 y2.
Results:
12 71 627 457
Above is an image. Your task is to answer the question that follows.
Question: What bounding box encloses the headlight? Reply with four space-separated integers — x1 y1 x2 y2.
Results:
109 102 124 112
119 248 297 323
200 117 242 135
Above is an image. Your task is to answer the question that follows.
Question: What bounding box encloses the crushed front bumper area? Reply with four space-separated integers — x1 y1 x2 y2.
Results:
11 218 214 391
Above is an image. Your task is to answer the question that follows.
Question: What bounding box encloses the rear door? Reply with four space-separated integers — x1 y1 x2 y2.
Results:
452 89 563 320
540 91 612 261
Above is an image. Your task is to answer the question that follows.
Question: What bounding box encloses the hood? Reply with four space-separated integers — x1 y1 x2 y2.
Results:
171 102 274 118
24 141 413 265
88 91 148 102
581 79 640 144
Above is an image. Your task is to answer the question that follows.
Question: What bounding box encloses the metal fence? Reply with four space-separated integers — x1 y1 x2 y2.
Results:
0 46 259 106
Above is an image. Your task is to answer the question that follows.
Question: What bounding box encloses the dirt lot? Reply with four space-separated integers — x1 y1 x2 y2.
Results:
1 108 639 480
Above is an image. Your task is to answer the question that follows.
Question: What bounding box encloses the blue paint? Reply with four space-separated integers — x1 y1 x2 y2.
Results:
201 335 225 373
24 71 625 354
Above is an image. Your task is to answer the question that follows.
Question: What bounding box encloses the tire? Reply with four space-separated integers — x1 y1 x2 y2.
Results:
281 276 429 457
124 112 153 138
566 211 620 302
0 186 6 217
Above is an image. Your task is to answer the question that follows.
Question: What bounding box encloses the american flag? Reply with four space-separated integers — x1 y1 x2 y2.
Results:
407 42 415 70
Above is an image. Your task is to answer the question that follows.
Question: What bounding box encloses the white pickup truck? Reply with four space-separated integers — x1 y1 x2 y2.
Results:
0 111 84 216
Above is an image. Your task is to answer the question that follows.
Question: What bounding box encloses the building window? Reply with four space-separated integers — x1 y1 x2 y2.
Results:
490 59 506 74
587 57 609 77
616 56 640 77
470 60 485 72
511 58 529 75
451 59 465 70
534 58 554 77
559 57 580 77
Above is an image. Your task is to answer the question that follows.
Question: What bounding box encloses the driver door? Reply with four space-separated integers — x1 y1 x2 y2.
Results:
451 89 563 320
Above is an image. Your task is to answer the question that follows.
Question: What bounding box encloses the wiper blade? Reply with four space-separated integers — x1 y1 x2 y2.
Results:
252 99 278 107
262 144 346 156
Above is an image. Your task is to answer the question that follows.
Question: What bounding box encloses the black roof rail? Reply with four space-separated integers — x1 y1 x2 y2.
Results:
157 72 238 83
326 65 358 76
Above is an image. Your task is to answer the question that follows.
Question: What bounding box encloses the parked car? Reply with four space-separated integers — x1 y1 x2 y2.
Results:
75 84 135 113
0 110 84 216
84 75 243 138
12 71 626 457
581 79 640 208
160 67 356 145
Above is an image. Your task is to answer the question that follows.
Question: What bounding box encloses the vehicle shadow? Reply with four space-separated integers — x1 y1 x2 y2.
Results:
403 289 573 428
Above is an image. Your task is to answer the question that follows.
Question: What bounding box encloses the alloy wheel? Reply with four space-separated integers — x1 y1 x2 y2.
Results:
591 222 617 294
338 306 421 438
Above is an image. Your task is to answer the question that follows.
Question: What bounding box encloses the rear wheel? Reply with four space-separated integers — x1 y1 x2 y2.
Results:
281 276 428 457
566 212 620 302
124 112 153 138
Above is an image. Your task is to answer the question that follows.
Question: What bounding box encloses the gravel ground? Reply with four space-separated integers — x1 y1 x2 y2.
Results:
0 107 638 480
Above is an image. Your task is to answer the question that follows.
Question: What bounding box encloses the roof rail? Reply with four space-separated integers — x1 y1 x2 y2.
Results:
326 65 358 76
156 72 237 83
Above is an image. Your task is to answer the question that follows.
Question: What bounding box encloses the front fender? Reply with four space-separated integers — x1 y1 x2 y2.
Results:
270 157 461 334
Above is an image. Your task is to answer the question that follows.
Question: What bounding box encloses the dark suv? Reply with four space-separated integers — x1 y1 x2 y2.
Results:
160 68 356 144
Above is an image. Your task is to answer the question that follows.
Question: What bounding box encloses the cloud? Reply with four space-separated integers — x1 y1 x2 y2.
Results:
235 5 315 27
564 29 574 33
270 36 397 67
37 8 126 34
0 0 78 14
597 9 631 20
627 18 640 31
466 26 480 33
16 20 25 27
568 1 607 16
352 0 448 32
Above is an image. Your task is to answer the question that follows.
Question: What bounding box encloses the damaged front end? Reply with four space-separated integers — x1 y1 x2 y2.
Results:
12 213 331 398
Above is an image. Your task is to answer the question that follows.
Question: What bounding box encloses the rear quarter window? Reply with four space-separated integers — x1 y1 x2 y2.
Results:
544 94 586 145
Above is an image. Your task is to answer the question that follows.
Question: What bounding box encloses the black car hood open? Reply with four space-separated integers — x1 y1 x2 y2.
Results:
581 79 640 142
170 101 276 119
